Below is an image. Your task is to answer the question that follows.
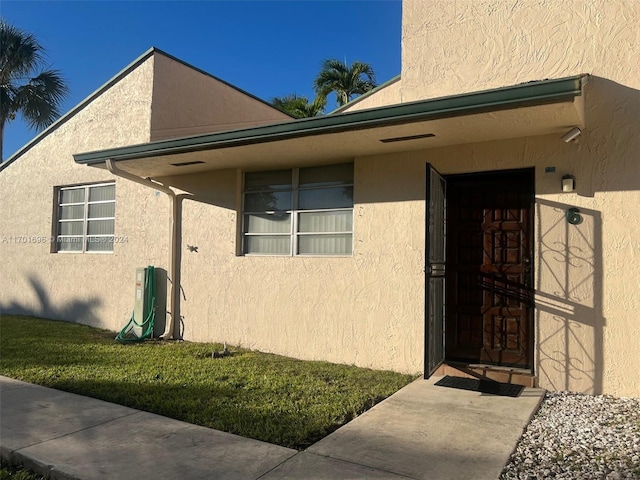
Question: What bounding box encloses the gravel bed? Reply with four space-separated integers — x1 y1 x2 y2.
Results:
501 391 640 479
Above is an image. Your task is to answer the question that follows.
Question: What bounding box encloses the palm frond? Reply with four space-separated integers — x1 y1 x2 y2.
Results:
17 69 69 130
313 58 377 107
271 93 326 118
0 20 44 84
0 19 69 147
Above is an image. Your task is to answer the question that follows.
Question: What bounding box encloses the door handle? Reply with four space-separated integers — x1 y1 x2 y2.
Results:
430 263 446 277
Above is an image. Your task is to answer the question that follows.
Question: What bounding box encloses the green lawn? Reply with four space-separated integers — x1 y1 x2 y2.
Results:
0 460 45 480
0 316 417 449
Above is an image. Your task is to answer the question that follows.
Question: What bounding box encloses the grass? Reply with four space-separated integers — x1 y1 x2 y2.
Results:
0 460 45 480
0 315 417 450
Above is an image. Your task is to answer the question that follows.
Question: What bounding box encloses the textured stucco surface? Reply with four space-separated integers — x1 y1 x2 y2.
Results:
399 0 640 397
0 51 293 336
157 160 426 375
0 55 170 331
402 0 640 100
339 78 403 113
150 54 292 141
2 1 639 398
154 93 639 396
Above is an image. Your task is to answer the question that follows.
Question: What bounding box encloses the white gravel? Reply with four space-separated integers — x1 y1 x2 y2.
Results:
501 391 640 480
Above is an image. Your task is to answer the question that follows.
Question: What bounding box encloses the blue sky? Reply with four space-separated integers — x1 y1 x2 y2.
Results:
1 0 402 160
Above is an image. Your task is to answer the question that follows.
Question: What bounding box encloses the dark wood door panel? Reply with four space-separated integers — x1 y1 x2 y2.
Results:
445 169 534 369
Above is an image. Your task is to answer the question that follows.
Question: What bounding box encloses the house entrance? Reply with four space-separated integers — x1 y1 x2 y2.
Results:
425 167 535 377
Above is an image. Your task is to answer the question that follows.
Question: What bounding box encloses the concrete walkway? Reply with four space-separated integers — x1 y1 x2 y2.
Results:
0 375 544 480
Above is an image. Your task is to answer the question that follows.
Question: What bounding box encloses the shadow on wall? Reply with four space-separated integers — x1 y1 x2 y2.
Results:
157 170 237 209
581 77 640 195
535 199 604 394
0 269 169 337
0 274 102 324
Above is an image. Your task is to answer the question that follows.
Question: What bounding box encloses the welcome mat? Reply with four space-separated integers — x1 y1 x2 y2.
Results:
434 375 524 397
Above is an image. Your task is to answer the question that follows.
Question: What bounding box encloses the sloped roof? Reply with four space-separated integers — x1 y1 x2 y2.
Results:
0 47 293 172
73 74 587 178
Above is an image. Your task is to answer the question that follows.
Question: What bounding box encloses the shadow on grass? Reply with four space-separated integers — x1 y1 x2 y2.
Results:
0 317 415 450
33 377 345 450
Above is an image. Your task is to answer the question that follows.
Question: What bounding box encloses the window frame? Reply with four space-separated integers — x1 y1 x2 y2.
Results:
55 182 116 254
242 164 354 257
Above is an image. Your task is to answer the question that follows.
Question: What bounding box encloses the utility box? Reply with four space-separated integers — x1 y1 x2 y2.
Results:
132 267 151 337
116 265 165 343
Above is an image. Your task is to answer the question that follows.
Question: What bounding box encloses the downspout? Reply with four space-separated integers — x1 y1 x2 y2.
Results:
106 159 178 339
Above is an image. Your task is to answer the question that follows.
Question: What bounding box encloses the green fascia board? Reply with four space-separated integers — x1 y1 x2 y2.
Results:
74 74 586 166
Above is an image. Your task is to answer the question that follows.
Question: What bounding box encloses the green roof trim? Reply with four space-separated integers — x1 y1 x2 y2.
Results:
74 74 587 166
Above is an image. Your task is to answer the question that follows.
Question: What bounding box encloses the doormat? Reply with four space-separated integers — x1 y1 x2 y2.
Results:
434 375 524 397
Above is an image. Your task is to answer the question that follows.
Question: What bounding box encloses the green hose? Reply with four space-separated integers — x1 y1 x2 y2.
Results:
116 266 156 343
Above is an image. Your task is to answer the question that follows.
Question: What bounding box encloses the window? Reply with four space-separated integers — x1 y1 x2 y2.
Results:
55 182 115 253
243 163 353 256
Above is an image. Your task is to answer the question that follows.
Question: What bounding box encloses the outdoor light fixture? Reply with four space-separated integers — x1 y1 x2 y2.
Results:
562 174 575 192
561 127 582 143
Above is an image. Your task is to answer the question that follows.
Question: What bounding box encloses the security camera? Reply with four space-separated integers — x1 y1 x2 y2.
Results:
561 127 582 143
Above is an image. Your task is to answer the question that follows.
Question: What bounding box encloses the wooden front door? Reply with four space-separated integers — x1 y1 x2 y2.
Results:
445 169 534 369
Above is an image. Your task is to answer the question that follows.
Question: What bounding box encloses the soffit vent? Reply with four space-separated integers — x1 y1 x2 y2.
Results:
380 133 435 143
171 161 205 167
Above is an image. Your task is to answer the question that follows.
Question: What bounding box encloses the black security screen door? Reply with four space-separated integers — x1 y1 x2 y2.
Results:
425 164 446 378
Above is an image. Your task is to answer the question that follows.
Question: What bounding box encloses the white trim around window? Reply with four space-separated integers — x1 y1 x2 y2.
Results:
55 182 116 253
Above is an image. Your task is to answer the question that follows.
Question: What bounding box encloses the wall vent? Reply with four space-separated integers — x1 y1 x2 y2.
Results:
170 161 205 167
380 133 435 143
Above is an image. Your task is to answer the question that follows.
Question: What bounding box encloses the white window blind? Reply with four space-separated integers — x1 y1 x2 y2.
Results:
56 182 115 253
243 163 353 256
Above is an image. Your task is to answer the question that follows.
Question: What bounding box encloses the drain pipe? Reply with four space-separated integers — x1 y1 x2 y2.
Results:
106 159 178 339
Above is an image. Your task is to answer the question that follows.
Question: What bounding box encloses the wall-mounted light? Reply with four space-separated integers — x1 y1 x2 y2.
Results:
561 127 582 143
562 174 575 192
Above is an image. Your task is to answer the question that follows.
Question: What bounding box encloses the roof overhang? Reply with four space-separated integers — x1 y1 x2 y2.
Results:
74 75 587 178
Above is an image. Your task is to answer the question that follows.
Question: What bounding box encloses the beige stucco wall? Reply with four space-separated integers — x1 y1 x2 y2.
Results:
398 0 640 396
157 161 426 375
2 1 637 399
402 0 640 100
159 87 638 395
416 109 640 397
0 50 297 335
150 53 292 141
148 0 640 396
0 55 172 332
338 77 403 113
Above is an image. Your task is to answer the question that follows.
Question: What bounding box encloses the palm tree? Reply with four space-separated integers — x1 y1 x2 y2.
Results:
313 59 376 107
0 20 69 160
271 94 326 118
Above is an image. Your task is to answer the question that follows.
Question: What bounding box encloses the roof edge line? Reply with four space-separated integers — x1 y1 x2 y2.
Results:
74 74 586 166
330 74 402 114
0 47 158 172
151 48 296 119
